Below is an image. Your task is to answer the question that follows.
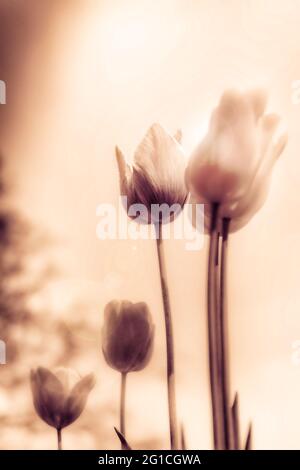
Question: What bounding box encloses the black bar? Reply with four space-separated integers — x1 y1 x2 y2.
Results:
0 450 299 465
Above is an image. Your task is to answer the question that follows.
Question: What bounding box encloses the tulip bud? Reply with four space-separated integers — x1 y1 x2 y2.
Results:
186 89 287 232
102 300 154 373
30 367 95 430
115 123 188 224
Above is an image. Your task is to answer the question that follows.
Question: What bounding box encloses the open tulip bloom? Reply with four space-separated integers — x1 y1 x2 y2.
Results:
30 367 95 449
185 89 287 450
102 300 154 447
115 124 188 449
115 123 188 225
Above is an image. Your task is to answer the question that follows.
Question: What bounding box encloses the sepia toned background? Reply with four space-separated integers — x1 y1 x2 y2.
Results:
0 0 299 449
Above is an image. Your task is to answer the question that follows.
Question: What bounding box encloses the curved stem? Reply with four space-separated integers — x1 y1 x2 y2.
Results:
156 222 178 450
57 428 62 451
120 372 127 444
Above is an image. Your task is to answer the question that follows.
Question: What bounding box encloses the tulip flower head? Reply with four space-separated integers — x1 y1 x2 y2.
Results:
115 123 188 224
102 300 154 373
30 367 95 430
186 89 288 231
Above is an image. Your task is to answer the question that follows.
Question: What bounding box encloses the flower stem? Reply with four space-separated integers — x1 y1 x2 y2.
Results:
57 428 62 451
219 217 232 449
207 204 224 449
120 372 127 446
156 222 178 450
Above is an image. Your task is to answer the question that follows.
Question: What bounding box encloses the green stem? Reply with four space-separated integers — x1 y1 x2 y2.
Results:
120 372 127 445
156 222 178 450
57 428 62 451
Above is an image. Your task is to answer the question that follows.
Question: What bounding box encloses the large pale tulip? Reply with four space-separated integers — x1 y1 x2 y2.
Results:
115 123 188 224
102 300 154 373
186 89 287 231
30 367 95 430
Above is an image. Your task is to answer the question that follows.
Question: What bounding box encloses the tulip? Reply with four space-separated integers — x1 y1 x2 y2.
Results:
115 124 184 449
115 123 188 224
102 300 154 445
186 89 287 449
102 300 154 373
186 89 287 231
30 367 95 449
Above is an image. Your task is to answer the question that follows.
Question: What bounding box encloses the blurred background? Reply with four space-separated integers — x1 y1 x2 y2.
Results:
0 0 299 450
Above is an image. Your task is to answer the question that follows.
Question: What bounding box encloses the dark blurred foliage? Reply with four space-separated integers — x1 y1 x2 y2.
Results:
0 153 95 448
0 153 83 392
0 160 31 360
0 155 50 380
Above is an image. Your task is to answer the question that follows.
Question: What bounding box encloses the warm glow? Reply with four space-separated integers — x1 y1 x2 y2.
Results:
0 0 299 452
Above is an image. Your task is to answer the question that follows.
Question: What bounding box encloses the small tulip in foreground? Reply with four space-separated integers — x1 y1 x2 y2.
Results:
115 125 184 448
30 367 95 449
102 300 154 373
102 300 154 445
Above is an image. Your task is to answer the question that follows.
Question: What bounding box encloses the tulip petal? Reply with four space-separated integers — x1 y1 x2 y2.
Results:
115 147 131 182
259 113 280 161
272 131 288 161
61 373 95 428
222 114 282 223
133 123 187 205
222 128 287 231
119 302 154 372
245 89 267 120
115 124 187 224
102 300 154 373
30 367 66 429
134 123 185 173
115 146 133 199
187 90 259 205
54 367 80 394
131 328 155 372
173 129 182 144
103 299 122 329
